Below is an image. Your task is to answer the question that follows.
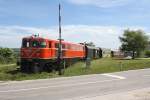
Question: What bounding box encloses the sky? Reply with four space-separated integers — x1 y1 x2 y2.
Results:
0 0 150 50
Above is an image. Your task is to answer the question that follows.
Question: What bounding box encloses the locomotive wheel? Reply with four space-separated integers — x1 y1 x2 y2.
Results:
20 62 29 73
44 63 53 72
32 65 41 73
26 62 33 73
20 65 26 73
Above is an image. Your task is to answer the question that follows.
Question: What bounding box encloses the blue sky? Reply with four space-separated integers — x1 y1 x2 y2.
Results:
0 0 150 49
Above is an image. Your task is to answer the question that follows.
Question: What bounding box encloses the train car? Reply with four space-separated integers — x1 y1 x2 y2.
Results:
20 35 85 73
85 46 102 59
20 35 103 73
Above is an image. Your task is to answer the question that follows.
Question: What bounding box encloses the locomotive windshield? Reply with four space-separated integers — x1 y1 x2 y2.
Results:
40 41 47 48
22 39 30 48
32 41 39 47
22 39 47 48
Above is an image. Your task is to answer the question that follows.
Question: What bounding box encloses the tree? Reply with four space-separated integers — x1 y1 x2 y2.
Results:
145 50 150 57
0 48 13 58
119 29 149 59
84 42 95 47
0 48 15 63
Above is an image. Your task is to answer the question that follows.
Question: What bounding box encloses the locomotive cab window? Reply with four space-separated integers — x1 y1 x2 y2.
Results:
32 41 39 48
22 39 30 48
40 41 47 48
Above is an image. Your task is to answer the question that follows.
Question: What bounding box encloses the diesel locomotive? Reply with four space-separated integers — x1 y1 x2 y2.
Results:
20 35 102 73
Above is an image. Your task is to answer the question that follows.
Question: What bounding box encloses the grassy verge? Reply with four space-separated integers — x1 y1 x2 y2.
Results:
64 58 150 76
0 58 150 81
0 64 59 81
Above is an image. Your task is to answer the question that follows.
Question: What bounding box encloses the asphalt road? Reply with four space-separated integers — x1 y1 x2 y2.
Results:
0 68 150 100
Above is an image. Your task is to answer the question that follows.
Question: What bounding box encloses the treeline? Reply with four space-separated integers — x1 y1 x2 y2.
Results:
0 48 19 64
120 29 150 59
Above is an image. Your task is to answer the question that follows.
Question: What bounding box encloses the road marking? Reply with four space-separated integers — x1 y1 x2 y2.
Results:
0 73 125 85
0 79 121 93
143 75 150 77
102 74 126 79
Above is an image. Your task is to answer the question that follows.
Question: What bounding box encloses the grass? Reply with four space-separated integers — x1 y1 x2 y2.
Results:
0 64 59 81
64 58 150 76
0 58 150 81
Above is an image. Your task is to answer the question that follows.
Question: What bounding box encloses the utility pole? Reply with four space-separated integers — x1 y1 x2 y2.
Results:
57 4 62 75
58 4 62 59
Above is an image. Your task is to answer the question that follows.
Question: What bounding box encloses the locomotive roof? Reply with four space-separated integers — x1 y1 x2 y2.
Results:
86 46 100 50
23 36 83 46
49 39 83 46
23 36 47 40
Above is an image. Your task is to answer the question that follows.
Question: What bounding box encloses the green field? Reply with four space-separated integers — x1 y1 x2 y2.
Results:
0 58 150 81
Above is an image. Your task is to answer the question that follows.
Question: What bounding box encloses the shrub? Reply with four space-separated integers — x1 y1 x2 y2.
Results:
145 50 150 57
0 48 16 64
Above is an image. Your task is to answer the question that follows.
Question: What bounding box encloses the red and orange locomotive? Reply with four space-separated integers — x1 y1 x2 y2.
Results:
20 35 102 73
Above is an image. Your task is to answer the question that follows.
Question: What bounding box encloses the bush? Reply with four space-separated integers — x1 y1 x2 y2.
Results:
145 50 150 57
0 48 16 64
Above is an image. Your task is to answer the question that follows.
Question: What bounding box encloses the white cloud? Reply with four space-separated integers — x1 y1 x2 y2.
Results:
67 0 134 8
0 25 147 50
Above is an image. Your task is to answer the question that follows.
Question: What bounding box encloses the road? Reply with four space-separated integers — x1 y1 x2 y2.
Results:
0 68 150 100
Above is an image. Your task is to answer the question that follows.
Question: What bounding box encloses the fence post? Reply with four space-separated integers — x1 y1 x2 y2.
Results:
119 61 123 71
86 58 91 69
